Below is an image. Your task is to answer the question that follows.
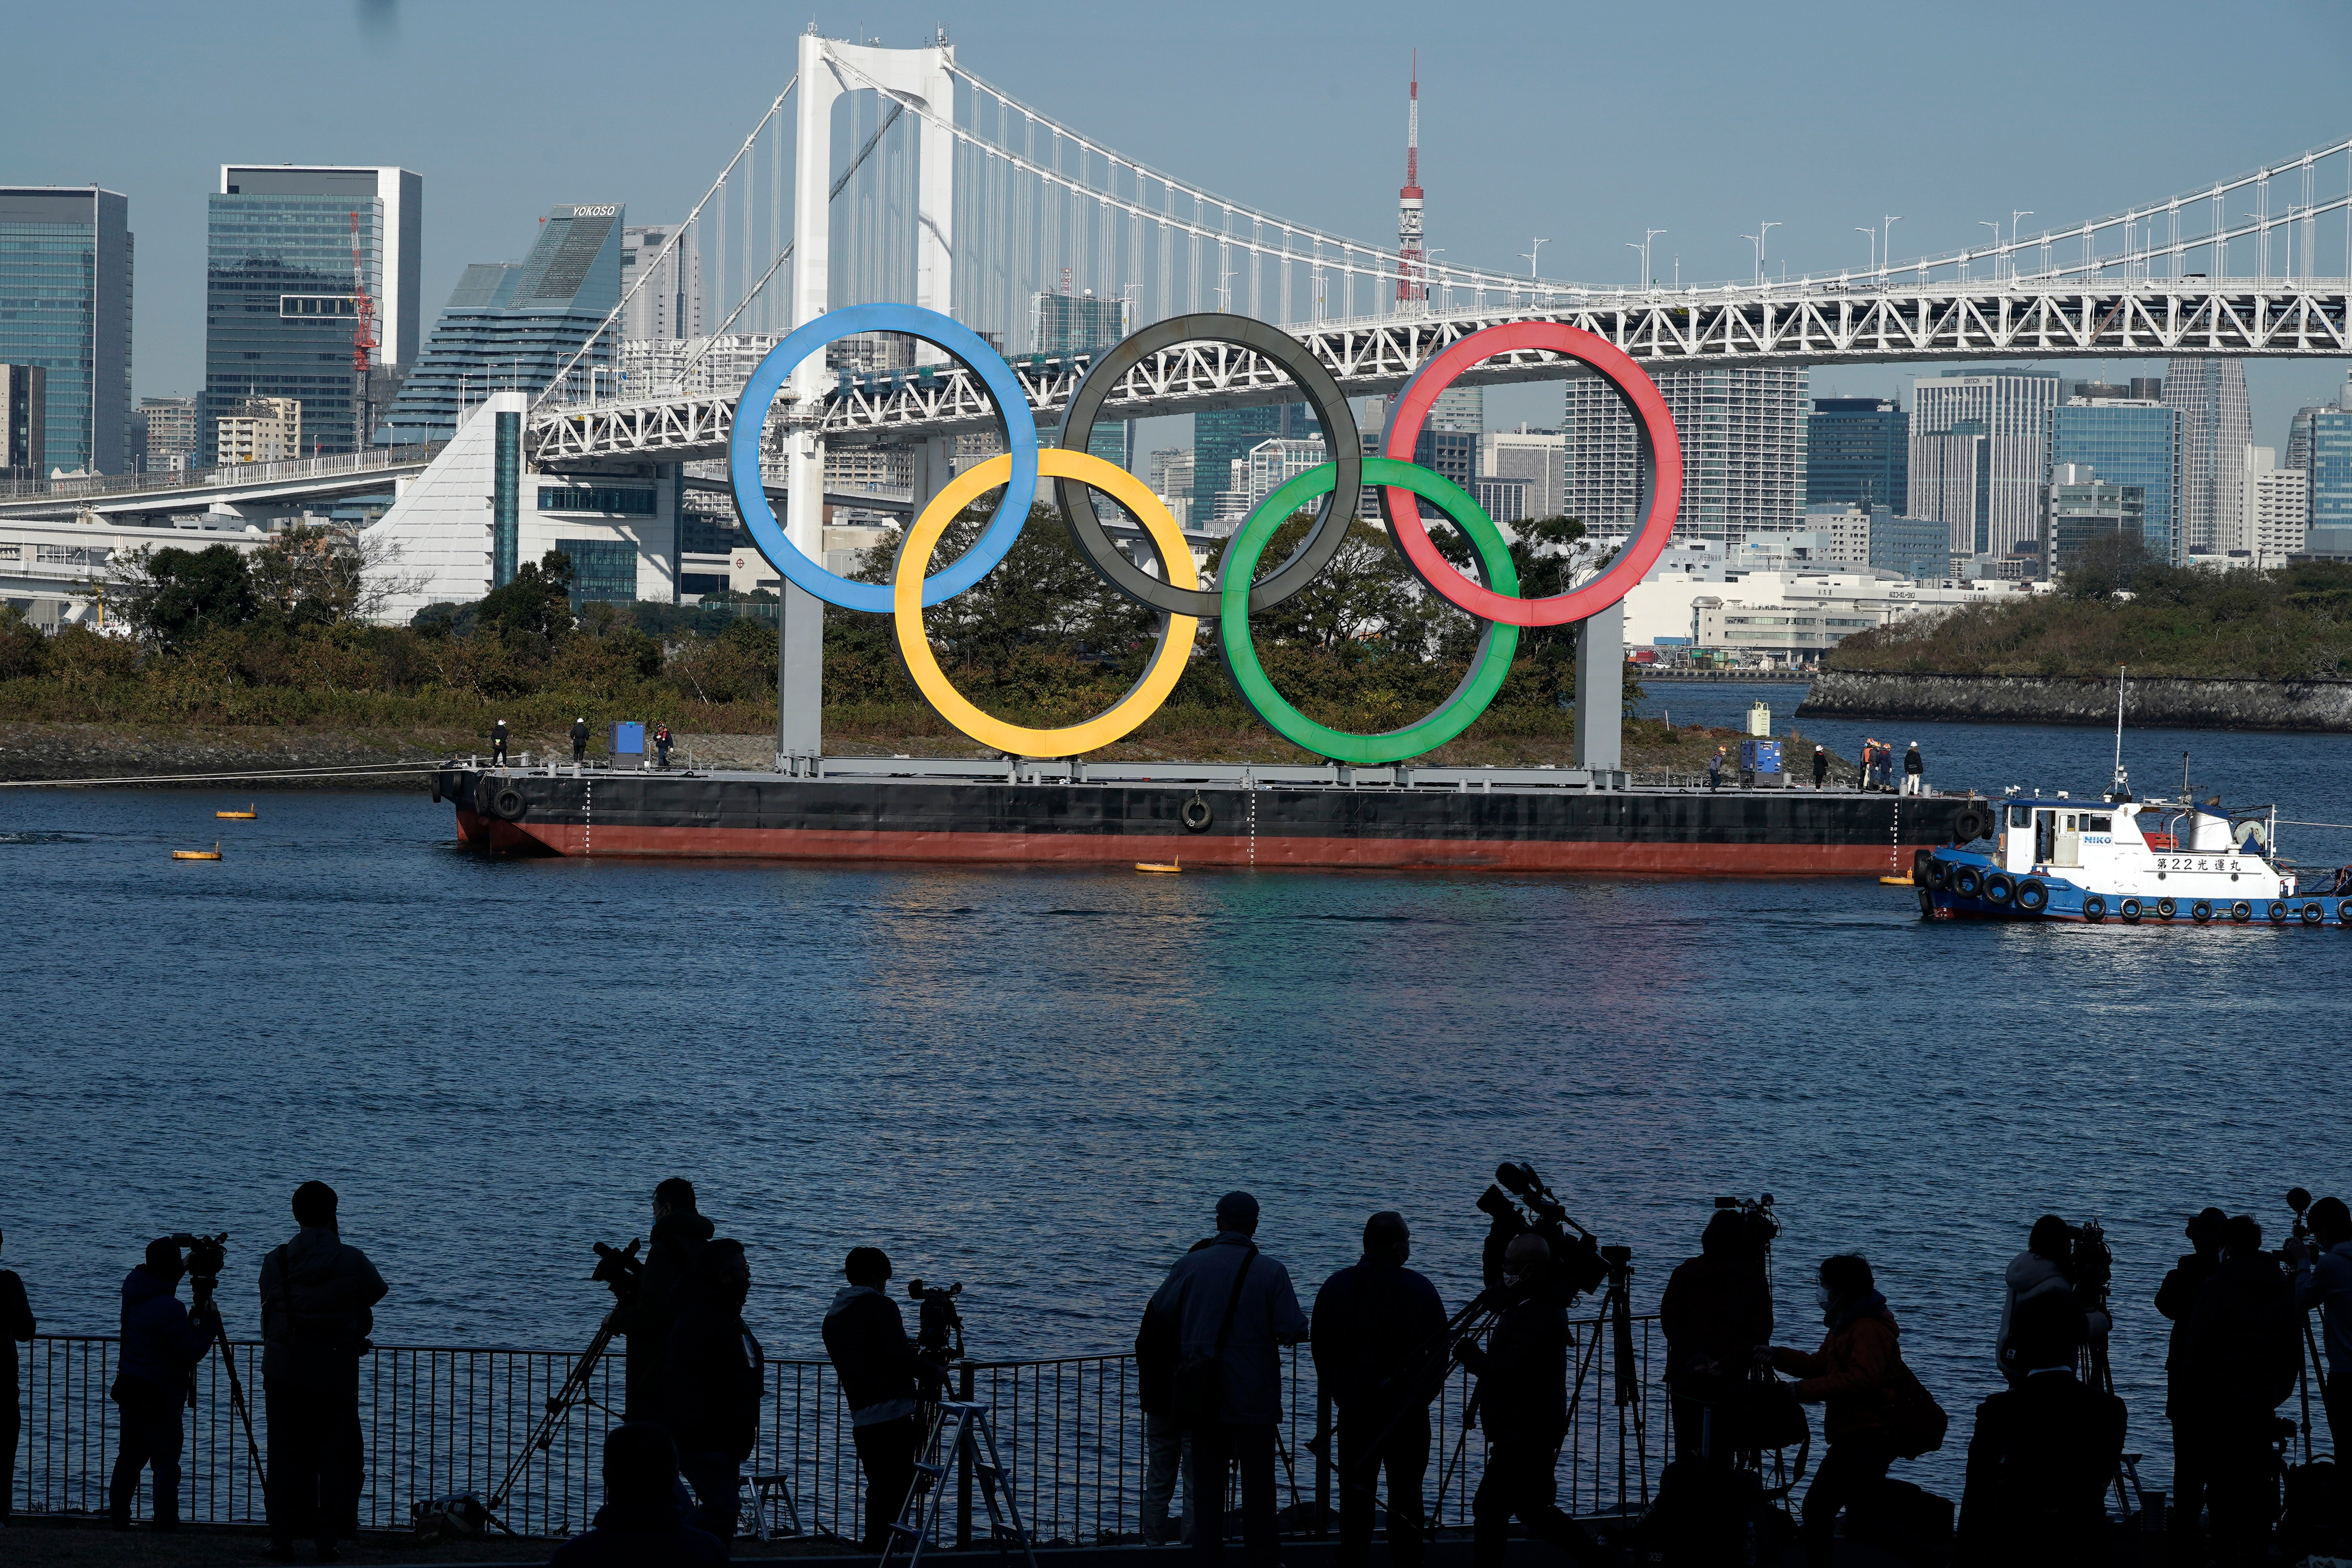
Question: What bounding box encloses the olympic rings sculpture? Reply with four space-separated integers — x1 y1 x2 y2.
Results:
730 303 1682 764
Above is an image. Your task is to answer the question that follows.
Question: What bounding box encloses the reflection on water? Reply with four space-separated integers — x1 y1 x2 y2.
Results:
3 764 2349 1493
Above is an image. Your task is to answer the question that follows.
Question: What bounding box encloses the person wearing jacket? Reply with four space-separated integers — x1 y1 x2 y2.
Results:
2156 1206 2228 1553
1765 1253 1933 1568
665 1240 764 1547
611 1178 717 1424
1812 745 1830 788
1146 1191 1309 1568
1955 1294 2126 1566
2183 1215 2300 1564
1313 1212 1447 1568
491 718 509 765
1900 741 1925 795
571 717 590 765
1659 1208 1774 1462
0 1226 31 1525
549 1422 726 1566
109 1238 215 1532
1995 1216 2111 1384
1137 1237 1212 1547
258 1181 388 1563
823 1246 942 1553
1458 1234 1605 1568
2287 1195 2352 1456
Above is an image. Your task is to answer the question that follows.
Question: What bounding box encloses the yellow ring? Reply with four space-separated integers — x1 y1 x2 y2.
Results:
893 449 1199 759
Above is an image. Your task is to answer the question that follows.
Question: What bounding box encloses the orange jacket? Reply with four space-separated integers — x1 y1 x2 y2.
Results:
1772 1299 1902 1441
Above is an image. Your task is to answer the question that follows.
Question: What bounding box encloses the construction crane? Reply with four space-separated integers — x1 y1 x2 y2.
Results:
349 210 379 451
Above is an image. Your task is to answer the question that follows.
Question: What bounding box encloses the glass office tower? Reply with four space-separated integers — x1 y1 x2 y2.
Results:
1807 397 1908 510
203 166 421 465
0 187 132 475
2050 399 2181 563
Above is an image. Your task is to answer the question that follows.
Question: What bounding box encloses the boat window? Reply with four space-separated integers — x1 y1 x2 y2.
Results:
2008 804 2033 828
2086 815 2112 832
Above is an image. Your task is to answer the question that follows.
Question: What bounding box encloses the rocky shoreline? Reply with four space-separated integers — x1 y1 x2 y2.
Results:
1800 670 2352 732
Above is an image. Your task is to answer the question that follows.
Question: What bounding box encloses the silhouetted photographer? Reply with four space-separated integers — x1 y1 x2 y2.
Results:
1995 1215 2112 1385
1659 1206 1775 1463
2156 1205 2229 1555
1458 1233 1608 1568
2182 1214 2301 1562
258 1181 387 1563
609 1177 715 1425
109 1237 217 1532
548 1422 725 1566
1312 1211 1447 1568
665 1239 763 1547
2285 1194 2352 1455
1955 1293 2126 1565
823 1246 944 1553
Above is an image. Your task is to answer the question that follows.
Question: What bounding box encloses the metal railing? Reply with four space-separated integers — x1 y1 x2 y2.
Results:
0 444 444 504
13 1320 1664 1540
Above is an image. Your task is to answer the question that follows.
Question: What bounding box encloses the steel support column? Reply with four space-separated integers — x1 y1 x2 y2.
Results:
1572 602 1625 775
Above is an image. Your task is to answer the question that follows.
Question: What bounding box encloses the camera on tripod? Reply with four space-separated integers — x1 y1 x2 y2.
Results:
2289 1187 2317 1245
907 1279 965 1365
1476 1162 1608 1297
592 1237 644 1300
2065 1219 2114 1315
168 1232 230 1297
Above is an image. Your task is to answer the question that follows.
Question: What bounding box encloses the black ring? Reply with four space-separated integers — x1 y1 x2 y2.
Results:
1056 313 1362 618
1181 792 1213 832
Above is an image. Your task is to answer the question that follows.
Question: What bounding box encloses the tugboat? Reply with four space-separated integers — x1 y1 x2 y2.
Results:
1915 777 2352 927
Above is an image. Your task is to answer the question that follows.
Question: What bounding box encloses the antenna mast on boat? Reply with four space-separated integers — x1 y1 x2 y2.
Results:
2109 666 2129 800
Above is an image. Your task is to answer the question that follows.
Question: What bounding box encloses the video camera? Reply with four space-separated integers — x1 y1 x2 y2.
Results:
1713 1193 1780 1255
592 1238 644 1301
2065 1219 2114 1315
907 1279 966 1365
168 1232 231 1299
1476 1162 1608 1297
2289 1187 2316 1245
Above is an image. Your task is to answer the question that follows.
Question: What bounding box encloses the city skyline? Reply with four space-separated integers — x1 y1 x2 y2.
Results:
6 2 2348 452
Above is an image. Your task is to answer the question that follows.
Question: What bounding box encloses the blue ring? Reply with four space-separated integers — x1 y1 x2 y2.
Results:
728 303 1038 613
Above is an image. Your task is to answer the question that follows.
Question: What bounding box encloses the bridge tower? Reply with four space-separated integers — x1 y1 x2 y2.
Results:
780 31 959 763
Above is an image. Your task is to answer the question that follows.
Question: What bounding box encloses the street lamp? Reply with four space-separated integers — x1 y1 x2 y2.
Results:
1882 216 1902 280
1856 227 1876 273
1522 237 1550 277
1757 220 1780 284
2010 210 2034 280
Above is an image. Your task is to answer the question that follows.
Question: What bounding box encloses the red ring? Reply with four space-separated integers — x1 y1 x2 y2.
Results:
1380 322 1682 627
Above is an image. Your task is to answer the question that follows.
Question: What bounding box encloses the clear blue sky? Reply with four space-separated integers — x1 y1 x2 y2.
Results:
13 0 2350 442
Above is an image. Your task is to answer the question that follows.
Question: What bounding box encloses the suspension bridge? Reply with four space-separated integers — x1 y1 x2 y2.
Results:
522 28 2352 478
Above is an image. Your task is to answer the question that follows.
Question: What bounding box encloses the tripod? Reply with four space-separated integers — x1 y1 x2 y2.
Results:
185 1274 266 1482
482 1316 623 1535
879 1400 1036 1568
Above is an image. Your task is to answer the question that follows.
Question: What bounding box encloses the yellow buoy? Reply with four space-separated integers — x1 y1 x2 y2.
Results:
1135 860 1182 874
216 803 257 820
1879 875 1914 886
173 842 224 862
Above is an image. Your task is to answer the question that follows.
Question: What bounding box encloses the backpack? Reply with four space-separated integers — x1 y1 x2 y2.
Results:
1881 1356 1949 1459
1170 1246 1255 1429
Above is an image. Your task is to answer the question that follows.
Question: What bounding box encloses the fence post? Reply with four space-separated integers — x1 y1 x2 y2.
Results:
1313 1390 1331 1540
956 1363 975 1550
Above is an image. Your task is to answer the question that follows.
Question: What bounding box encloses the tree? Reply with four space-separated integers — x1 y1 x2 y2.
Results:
109 543 259 651
473 549 575 646
2058 532 2156 601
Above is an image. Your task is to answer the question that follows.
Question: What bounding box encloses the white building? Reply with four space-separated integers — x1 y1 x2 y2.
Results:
0 512 277 632
1909 369 2061 560
215 398 303 464
1564 366 1807 546
1798 502 1873 566
1481 426 1565 518
2239 445 2308 563
619 223 703 343
2166 358 2254 556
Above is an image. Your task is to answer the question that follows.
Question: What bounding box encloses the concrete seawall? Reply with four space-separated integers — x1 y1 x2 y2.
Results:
1799 670 2352 733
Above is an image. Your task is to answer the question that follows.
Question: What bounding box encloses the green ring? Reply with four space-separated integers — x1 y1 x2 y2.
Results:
1219 457 1520 766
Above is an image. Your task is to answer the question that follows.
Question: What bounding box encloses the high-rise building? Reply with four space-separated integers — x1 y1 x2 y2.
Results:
1564 366 1807 546
620 224 702 342
379 205 625 447
1481 426 1565 518
1911 421 1990 561
215 396 302 464
133 394 196 474
0 188 132 475
1195 403 1318 530
1908 369 2060 560
204 166 421 465
2042 464 2146 573
2301 377 2352 555
1034 289 1131 468
2237 447 2307 561
2287 403 2322 477
1429 386 1482 434
1867 508 1951 581
2 365 48 483
1807 397 1908 510
2050 393 2181 562
2163 358 2253 558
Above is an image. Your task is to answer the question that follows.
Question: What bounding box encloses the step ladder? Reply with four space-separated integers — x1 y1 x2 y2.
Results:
743 1468 804 1542
879 1400 1038 1568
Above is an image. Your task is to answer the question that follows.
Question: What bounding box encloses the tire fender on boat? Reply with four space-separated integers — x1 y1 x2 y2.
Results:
2231 901 2251 923
1951 806 1991 844
2015 878 2048 913
2339 900 2352 925
2119 898 2143 923
489 785 529 821
1181 792 1213 832
1916 886 1934 919
431 775 443 805
1929 859 1954 891
2083 894 2107 922
1953 865 1983 898
2192 900 2212 924
1984 872 2016 905
2156 897 2177 920
2270 902 2290 924
2303 902 2324 924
